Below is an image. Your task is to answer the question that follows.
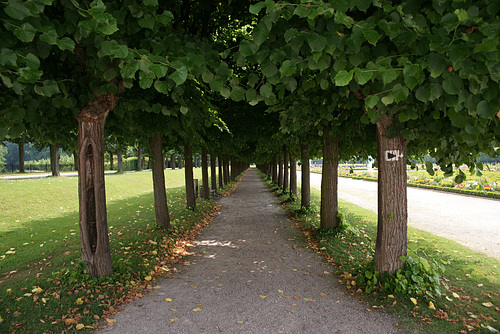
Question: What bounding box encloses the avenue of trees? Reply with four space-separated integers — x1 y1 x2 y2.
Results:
1 0 498 277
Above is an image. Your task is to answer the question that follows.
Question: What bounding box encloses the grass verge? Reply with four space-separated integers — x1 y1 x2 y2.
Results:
263 174 499 333
0 169 242 333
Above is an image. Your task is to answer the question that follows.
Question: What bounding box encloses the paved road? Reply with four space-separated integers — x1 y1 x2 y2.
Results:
102 169 401 334
301 173 500 260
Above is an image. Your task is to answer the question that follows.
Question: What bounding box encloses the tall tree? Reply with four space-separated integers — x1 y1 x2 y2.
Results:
150 133 170 228
184 145 196 209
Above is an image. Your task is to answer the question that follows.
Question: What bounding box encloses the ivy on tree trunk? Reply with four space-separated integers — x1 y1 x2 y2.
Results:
320 134 339 229
374 114 408 275
77 93 117 277
150 133 170 228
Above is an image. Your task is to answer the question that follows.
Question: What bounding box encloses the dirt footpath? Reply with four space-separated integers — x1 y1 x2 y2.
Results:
102 169 401 334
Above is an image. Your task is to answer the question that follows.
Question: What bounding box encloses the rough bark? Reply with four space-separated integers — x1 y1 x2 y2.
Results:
374 114 408 275
50 143 60 177
18 143 25 173
300 144 310 209
109 151 114 171
150 133 170 228
77 93 117 277
223 155 229 185
320 134 339 229
290 156 297 197
278 156 283 188
201 147 210 199
283 147 289 193
116 148 124 173
137 145 143 171
184 145 196 209
211 154 217 194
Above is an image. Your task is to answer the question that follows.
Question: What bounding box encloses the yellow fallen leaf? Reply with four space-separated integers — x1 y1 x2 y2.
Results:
6 289 12 294
428 301 436 310
410 298 417 305
170 308 176 311
165 298 173 302
170 317 179 322
192 307 202 312
236 320 243 324
41 298 49 303
291 303 297 306
469 314 478 319
76 324 85 330
482 302 494 308
151 251 158 255
144 276 152 281
190 285 197 288
106 318 116 325
388 294 395 299
31 287 43 294
278 290 283 294
320 293 326 296
64 318 76 326
0 315 3 323
452 292 460 299
75 298 84 305
260 295 267 299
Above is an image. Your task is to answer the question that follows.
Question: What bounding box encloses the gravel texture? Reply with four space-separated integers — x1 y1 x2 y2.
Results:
102 169 401 334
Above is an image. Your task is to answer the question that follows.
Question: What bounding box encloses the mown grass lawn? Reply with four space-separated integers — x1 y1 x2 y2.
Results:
0 168 228 333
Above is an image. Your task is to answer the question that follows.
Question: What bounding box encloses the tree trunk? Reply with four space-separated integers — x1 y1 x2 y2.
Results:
223 154 229 185
290 156 297 197
201 147 210 199
320 134 339 229
116 148 124 173
109 151 114 171
283 147 289 193
73 150 79 171
18 142 25 173
300 144 310 208
77 93 117 277
374 114 408 275
184 145 196 209
271 155 278 184
211 154 217 194
137 145 143 171
171 153 176 169
179 155 184 169
151 133 170 228
278 156 283 188
50 143 60 177
218 156 224 188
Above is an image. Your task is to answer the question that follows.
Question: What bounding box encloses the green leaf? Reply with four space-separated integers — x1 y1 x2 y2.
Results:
415 85 431 102
56 37 75 51
121 61 139 79
262 61 278 77
0 74 13 88
34 80 60 97
180 105 189 114
139 71 154 88
249 2 266 14
442 76 461 95
334 70 353 86
362 28 381 46
392 84 409 103
14 23 36 42
144 0 158 6
253 22 270 46
280 60 296 77
239 40 258 57
282 76 297 92
18 67 43 82
154 80 169 94
229 86 245 102
365 95 379 109
308 35 327 52
354 68 372 85
202 70 214 84
149 64 168 78
103 67 117 81
382 68 398 86
0 49 18 67
473 38 499 53
293 5 311 18
5 0 32 20
169 62 188 85
157 11 174 25
25 53 40 69
477 100 496 119
427 53 444 78
260 83 273 98
40 28 58 45
138 15 154 29
381 93 394 105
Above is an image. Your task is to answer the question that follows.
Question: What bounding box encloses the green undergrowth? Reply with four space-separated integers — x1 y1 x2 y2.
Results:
262 174 499 333
0 169 241 333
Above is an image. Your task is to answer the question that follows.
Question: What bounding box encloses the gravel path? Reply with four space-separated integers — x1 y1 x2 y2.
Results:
304 173 500 260
102 169 401 334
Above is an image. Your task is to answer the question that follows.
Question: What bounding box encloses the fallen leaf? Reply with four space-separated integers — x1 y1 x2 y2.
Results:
236 320 243 324
144 276 152 281
0 316 3 323
452 292 460 299
170 317 179 322
278 290 283 294
428 301 436 310
76 298 84 305
482 302 494 308
192 307 202 312
165 298 173 302
64 318 76 326
410 298 417 305
260 295 267 299
76 324 85 330
388 295 395 299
